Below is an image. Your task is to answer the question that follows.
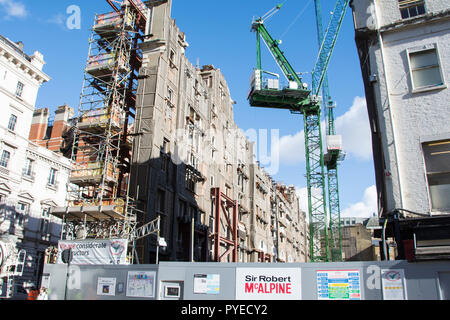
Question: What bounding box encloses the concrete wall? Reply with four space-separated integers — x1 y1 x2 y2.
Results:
43 260 450 300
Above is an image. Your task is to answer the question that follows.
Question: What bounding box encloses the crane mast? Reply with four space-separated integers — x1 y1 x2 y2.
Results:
313 0 347 261
249 0 350 262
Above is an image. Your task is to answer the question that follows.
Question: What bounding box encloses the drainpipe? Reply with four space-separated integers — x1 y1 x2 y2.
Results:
382 217 389 261
371 0 404 210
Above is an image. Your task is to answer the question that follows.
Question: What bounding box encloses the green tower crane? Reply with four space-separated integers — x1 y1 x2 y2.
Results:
313 0 348 261
248 0 350 262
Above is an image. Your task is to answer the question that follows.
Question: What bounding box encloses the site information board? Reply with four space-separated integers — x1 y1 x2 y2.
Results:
126 271 156 298
317 270 361 300
193 274 220 295
236 268 301 300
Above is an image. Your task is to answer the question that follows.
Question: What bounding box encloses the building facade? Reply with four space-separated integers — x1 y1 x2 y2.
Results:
129 0 308 263
351 0 450 260
0 35 71 296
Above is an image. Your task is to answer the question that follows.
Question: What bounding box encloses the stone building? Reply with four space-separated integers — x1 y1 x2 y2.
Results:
0 35 71 297
351 0 450 260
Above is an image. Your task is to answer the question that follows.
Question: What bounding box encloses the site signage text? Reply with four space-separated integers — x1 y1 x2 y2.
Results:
236 268 301 300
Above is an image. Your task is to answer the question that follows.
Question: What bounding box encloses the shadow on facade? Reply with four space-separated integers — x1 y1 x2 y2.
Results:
1 206 62 293
130 153 209 264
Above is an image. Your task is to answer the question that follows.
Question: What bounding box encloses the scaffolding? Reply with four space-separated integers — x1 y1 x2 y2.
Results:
51 0 148 261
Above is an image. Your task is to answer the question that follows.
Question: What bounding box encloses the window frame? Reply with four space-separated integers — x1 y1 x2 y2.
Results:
48 168 58 187
407 44 446 93
0 150 11 168
422 139 450 212
398 0 426 19
15 81 24 98
23 158 34 178
8 114 17 132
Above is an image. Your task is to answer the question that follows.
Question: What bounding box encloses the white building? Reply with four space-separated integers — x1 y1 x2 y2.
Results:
0 35 71 297
351 0 450 260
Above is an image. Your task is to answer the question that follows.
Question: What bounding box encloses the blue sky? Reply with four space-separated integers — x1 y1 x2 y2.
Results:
0 0 377 218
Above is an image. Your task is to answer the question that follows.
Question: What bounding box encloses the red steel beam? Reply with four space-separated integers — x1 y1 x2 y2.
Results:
211 188 238 262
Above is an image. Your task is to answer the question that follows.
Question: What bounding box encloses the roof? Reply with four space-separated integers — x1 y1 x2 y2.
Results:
0 34 31 62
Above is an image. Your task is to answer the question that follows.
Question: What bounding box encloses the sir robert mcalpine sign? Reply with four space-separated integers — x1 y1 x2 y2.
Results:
57 239 128 265
236 268 301 300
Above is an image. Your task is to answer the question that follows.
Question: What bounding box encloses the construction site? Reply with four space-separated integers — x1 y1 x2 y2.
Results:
1 0 450 301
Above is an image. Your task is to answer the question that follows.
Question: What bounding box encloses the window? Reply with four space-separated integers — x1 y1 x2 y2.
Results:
169 49 176 68
15 81 24 97
156 189 166 213
260 240 266 253
16 202 29 226
209 215 214 233
48 168 57 186
8 114 17 132
185 169 197 193
178 200 187 218
423 140 450 211
408 47 444 90
42 206 51 218
167 87 173 104
0 150 11 168
399 0 425 19
23 158 34 177
160 139 170 172
39 218 50 235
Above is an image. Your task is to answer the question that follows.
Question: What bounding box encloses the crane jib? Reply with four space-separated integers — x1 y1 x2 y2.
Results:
254 22 303 87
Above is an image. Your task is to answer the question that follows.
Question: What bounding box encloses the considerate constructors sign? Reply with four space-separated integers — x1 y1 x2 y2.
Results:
236 268 301 300
57 239 128 265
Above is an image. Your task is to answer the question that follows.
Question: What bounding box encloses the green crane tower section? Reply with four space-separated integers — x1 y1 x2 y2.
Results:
248 0 350 262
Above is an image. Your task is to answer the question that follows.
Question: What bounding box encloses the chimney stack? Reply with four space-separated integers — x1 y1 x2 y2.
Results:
29 108 49 143
47 104 74 153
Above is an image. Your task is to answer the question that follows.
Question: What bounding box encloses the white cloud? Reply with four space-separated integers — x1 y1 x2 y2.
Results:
275 130 305 165
335 96 373 161
274 96 373 166
296 185 378 221
46 13 65 26
0 0 27 18
341 185 378 218
295 187 309 214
